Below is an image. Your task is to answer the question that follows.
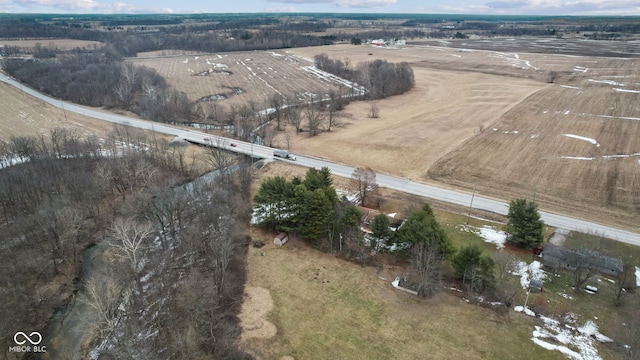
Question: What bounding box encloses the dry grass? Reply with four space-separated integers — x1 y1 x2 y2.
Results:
0 81 115 142
241 226 565 360
277 43 640 231
127 50 343 111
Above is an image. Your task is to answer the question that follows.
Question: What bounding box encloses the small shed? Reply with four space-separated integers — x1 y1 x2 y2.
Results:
528 279 544 293
274 232 288 246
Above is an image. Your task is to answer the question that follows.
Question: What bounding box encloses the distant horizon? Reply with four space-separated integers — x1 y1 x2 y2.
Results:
1 0 639 17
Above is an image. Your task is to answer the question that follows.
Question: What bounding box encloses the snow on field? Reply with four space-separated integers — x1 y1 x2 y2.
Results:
563 134 600 147
490 52 539 71
458 225 507 249
512 260 547 289
561 156 594 161
614 88 640 93
574 66 588 73
300 66 366 94
530 314 612 360
593 114 640 121
588 79 625 86
636 266 640 287
560 85 582 90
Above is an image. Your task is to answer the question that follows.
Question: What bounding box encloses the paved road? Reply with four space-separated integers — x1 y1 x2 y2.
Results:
2 73 639 246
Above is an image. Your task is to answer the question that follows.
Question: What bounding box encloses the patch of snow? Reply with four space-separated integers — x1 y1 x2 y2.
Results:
512 260 547 289
530 134 540 139
387 212 397 218
478 226 507 249
563 134 600 147
561 85 582 89
635 266 640 287
592 114 640 121
514 305 536 316
391 277 400 288
574 66 588 73
561 156 594 160
588 79 625 86
531 315 611 359
558 292 575 300
614 88 640 93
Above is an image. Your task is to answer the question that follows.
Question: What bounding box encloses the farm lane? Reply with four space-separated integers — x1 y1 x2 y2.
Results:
1 72 639 247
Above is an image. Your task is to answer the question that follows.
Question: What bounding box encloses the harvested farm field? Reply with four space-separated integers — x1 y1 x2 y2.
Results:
0 39 103 51
127 50 352 111
281 42 640 230
0 81 116 142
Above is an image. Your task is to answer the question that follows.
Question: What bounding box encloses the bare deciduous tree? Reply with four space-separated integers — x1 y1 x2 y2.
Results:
410 241 443 298
108 218 155 273
82 275 123 339
351 166 378 206
306 101 325 137
206 138 235 181
369 101 379 118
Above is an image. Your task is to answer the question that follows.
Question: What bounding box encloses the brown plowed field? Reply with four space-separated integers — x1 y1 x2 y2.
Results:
283 43 640 231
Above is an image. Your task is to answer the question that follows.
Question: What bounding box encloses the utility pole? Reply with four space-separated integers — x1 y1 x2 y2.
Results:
466 183 477 225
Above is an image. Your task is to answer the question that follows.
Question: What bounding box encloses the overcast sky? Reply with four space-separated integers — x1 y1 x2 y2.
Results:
2 0 639 16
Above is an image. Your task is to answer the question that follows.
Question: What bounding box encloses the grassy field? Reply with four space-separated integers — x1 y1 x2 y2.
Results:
244 161 639 360
240 227 566 360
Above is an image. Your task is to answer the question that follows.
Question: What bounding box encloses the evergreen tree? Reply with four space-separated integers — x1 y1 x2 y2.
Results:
504 199 544 249
452 245 495 293
370 213 391 250
398 204 454 258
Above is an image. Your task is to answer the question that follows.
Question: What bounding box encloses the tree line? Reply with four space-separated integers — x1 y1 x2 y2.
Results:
2 49 193 122
0 126 253 359
253 166 500 299
314 53 415 100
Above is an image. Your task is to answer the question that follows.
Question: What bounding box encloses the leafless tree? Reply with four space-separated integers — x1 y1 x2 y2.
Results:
351 166 378 206
615 263 636 306
369 101 380 118
410 241 443 298
547 70 558 83
326 90 342 131
284 132 293 150
286 97 303 134
571 248 603 293
491 252 519 306
108 218 155 273
260 123 275 147
205 138 235 181
82 275 124 339
270 94 285 131
306 101 325 136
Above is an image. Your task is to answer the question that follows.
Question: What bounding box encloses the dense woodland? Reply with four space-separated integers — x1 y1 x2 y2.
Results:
0 127 254 359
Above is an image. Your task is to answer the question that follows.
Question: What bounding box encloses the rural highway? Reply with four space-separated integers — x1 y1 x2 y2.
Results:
2 73 639 247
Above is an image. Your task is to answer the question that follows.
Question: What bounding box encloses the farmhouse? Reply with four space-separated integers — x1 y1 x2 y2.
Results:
356 206 405 234
541 243 623 277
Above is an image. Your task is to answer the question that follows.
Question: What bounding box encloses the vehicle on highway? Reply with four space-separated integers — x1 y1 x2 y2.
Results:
230 143 237 147
274 149 296 160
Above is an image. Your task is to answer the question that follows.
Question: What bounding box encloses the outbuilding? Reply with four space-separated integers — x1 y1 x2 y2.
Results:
274 232 288 246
